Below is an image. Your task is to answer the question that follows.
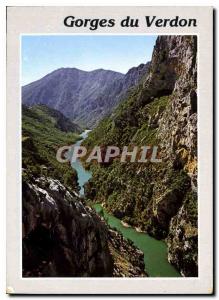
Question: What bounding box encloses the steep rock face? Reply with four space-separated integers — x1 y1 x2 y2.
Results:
22 175 146 277
148 36 198 276
155 36 197 277
108 229 146 277
124 63 150 87
156 36 197 181
22 64 150 128
83 36 197 276
22 176 113 277
166 191 198 277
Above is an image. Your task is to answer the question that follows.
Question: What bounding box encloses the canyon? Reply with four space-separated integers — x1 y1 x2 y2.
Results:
22 35 198 277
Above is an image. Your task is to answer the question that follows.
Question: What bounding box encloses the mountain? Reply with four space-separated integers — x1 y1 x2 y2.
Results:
83 36 198 277
22 64 150 128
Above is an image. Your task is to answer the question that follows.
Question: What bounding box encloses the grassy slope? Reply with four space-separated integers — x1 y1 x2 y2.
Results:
22 105 81 191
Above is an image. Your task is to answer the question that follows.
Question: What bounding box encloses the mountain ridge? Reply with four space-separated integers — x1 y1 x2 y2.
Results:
22 63 150 128
23 67 125 87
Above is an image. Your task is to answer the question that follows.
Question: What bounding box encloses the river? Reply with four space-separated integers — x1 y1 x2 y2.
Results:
70 130 181 277
71 130 92 195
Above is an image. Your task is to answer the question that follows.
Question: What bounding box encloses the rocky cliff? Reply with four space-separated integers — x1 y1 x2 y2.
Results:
22 175 146 277
108 229 146 277
22 176 113 277
83 35 198 276
22 64 150 128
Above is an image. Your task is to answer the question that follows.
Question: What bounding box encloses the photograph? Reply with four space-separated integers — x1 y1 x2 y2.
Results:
21 34 198 278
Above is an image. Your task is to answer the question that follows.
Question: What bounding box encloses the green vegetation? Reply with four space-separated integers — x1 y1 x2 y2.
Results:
183 191 198 227
82 93 169 206
83 84 194 240
22 104 81 191
86 158 190 235
83 90 169 150
147 96 169 115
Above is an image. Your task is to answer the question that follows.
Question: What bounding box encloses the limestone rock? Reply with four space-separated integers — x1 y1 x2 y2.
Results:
22 176 113 277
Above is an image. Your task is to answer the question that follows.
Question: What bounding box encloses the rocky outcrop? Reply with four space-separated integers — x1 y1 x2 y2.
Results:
22 64 150 128
108 229 146 277
22 176 113 277
155 36 197 169
22 175 146 277
166 191 198 277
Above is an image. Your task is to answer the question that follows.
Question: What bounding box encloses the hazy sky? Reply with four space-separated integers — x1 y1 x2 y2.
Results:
22 35 157 86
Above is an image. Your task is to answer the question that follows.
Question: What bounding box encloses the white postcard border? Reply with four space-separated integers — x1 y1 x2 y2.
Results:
6 6 213 294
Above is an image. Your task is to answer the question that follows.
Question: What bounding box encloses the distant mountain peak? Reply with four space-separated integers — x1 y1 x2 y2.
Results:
22 63 150 128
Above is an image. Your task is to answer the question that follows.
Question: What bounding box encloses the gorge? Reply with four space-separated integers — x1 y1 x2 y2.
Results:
22 34 198 278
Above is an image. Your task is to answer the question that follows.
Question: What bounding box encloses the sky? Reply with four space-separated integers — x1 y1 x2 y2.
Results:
22 35 157 86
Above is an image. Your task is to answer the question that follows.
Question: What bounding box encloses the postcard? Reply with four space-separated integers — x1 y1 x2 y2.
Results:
6 6 213 294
